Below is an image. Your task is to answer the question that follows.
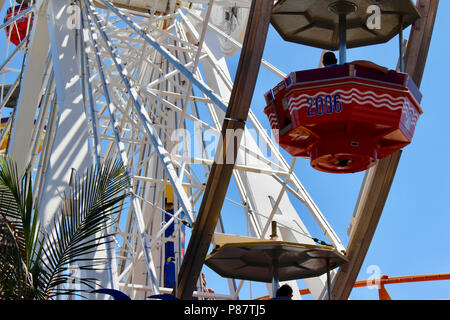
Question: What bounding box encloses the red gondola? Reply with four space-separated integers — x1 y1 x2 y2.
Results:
4 3 33 46
264 62 422 173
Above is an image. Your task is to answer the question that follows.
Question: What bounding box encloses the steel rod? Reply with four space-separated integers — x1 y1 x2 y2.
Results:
399 15 405 72
339 13 347 64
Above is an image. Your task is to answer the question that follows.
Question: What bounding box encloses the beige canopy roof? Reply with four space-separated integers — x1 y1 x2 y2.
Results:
271 0 420 50
205 240 347 283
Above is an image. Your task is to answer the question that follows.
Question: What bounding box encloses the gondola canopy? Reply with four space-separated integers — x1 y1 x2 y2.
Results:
271 0 420 50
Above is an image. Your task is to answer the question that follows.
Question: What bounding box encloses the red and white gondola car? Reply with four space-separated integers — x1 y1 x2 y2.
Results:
264 62 422 173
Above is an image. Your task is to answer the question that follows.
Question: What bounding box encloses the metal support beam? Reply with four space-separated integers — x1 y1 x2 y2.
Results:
332 0 439 300
39 0 93 229
7 0 48 174
175 0 273 300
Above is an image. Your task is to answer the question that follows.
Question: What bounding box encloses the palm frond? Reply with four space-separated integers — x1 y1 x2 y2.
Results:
38 158 129 298
0 214 33 299
0 157 42 299
0 157 24 252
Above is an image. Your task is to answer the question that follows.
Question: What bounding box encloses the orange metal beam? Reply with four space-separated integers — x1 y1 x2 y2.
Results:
255 273 450 300
380 273 449 285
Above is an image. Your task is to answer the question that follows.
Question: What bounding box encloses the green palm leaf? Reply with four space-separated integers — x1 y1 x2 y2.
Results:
1 156 129 299
38 158 129 299
0 157 42 299
0 214 33 299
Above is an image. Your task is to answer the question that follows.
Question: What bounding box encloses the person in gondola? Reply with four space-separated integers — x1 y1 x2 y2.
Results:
271 284 294 300
323 51 389 74
322 51 338 67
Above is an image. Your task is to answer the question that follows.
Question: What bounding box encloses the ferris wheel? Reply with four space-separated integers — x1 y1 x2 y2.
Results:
0 0 435 300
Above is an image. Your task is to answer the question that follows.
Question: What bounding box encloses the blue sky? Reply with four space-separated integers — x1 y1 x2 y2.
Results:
1 1 448 300
219 0 450 300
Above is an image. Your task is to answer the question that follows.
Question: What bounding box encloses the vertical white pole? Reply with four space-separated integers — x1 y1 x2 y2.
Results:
8 1 49 174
